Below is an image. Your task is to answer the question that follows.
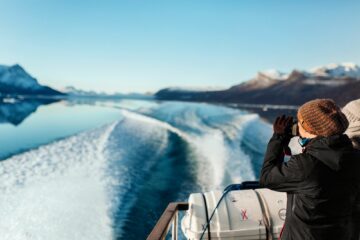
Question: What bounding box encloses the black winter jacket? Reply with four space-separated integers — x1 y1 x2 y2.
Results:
260 134 360 240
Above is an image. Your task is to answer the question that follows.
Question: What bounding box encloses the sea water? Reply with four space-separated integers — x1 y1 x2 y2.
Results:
0 99 272 239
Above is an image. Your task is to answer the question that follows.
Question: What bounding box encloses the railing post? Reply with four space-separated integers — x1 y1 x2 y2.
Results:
147 202 188 240
172 211 178 240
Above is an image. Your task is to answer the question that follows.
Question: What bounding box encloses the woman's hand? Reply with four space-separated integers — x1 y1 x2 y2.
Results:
273 115 293 135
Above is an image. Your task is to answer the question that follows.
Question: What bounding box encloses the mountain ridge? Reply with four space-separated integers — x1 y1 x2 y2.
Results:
63 86 153 99
155 63 360 106
0 64 63 96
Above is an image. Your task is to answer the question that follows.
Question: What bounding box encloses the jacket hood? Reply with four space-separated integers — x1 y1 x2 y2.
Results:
305 134 354 171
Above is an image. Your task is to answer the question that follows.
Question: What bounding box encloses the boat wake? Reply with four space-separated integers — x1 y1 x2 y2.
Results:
0 101 272 239
0 122 117 240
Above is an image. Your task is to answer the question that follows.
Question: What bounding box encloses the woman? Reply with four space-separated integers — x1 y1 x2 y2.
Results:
343 99 360 240
260 99 360 240
343 99 360 149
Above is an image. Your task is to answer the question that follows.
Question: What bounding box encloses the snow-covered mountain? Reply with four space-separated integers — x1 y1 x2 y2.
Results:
0 64 63 96
231 62 360 90
263 63 360 80
0 64 41 90
162 86 227 92
63 86 100 97
257 70 289 81
310 62 360 79
231 71 288 91
156 62 360 106
64 86 153 99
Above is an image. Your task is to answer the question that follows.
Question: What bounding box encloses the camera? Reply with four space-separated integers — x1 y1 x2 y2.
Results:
290 121 298 137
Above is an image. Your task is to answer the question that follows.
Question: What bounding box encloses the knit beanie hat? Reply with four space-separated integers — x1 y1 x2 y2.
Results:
343 99 360 123
342 99 360 149
297 99 349 137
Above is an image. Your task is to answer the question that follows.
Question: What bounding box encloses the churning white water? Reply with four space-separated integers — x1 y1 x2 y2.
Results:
0 101 272 239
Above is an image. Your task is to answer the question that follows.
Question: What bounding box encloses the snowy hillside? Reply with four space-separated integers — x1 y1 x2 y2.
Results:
0 65 41 90
255 63 360 81
310 62 360 79
64 86 153 99
164 86 227 92
0 64 63 96
63 86 100 96
156 62 360 106
257 70 289 80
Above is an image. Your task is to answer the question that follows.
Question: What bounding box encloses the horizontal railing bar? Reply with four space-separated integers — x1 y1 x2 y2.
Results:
147 202 189 240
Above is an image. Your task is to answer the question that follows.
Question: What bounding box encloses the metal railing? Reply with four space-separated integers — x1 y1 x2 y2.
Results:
146 202 189 240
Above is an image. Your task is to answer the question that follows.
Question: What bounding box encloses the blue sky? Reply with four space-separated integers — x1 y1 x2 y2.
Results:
0 0 359 93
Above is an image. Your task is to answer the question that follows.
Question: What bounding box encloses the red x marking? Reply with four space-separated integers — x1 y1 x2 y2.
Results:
241 209 248 220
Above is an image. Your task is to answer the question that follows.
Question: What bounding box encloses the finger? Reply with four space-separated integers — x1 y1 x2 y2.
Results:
285 116 293 126
279 115 286 125
289 116 294 125
283 115 291 124
274 116 280 125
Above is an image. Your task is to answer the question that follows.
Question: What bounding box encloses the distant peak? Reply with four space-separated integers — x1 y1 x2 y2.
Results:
287 70 308 81
12 63 22 68
311 62 359 71
63 86 78 91
0 63 23 71
310 62 360 78
165 86 227 92
252 62 360 81
9 64 24 70
257 69 289 80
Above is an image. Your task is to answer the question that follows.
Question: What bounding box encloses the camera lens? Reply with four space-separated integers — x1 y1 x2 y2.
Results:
291 122 298 136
